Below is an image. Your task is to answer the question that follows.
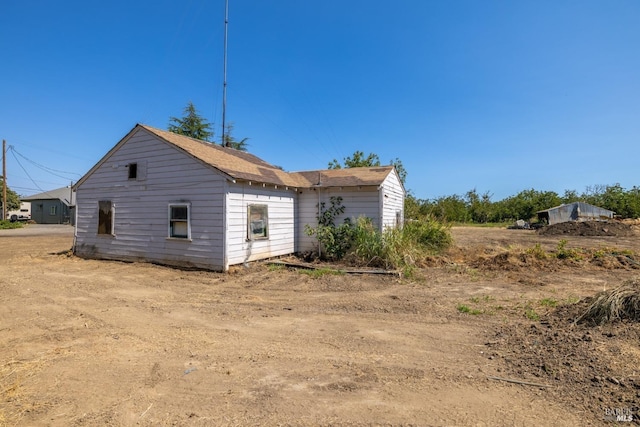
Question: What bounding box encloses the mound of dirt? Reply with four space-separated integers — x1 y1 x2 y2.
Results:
470 250 640 272
538 220 635 237
488 297 640 421
471 251 561 272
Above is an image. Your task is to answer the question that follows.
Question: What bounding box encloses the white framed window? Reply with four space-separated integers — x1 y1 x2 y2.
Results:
98 201 115 235
49 205 57 215
247 204 268 240
169 203 191 239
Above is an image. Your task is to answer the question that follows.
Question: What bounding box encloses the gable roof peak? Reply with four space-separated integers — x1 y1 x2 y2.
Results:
75 124 400 191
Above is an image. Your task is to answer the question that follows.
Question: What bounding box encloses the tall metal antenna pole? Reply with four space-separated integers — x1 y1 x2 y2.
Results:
221 0 229 146
2 140 6 221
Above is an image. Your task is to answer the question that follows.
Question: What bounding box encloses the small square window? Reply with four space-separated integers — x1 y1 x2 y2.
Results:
128 163 137 180
49 205 57 215
247 204 268 240
169 204 190 239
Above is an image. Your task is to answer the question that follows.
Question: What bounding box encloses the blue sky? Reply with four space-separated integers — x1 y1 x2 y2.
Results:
1 0 638 201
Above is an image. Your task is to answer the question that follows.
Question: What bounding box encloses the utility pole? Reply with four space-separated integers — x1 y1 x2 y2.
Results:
2 140 6 221
69 180 73 224
221 0 229 147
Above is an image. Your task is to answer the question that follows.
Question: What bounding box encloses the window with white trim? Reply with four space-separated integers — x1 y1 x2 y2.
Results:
247 204 268 240
98 201 114 235
169 203 190 239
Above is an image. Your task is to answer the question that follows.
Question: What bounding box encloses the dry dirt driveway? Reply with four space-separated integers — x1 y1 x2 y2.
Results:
2 224 638 426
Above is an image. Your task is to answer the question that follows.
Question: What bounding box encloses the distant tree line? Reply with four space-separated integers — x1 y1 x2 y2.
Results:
164 115 640 224
406 184 640 223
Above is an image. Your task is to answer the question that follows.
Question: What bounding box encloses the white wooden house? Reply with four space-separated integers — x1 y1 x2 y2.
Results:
73 124 405 271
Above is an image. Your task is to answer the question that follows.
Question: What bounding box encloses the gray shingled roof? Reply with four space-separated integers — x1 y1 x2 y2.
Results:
23 187 75 206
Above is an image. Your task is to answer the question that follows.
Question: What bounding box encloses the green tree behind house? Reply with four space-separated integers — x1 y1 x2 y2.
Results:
328 151 407 186
328 151 381 169
168 102 214 142
221 122 249 151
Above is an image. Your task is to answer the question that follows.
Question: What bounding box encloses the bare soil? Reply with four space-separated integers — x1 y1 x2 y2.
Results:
538 221 636 237
2 224 640 426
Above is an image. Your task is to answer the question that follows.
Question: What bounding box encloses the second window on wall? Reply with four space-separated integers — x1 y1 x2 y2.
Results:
169 204 190 239
247 204 268 240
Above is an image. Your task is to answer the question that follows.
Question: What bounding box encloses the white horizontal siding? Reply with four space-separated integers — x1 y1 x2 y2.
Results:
296 186 381 253
296 190 319 252
321 188 380 227
75 129 227 270
225 183 296 266
381 171 405 229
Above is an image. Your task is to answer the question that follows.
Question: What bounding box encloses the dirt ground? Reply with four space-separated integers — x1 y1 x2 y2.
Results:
2 224 640 426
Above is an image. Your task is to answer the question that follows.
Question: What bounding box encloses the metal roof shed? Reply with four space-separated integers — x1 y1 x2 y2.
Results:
537 202 614 225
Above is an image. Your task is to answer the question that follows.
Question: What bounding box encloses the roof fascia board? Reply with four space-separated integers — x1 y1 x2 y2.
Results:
310 184 380 191
232 179 297 191
390 166 407 195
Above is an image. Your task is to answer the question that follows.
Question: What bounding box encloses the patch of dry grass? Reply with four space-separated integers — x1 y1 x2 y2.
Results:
576 278 640 325
1 359 35 426
0 348 68 426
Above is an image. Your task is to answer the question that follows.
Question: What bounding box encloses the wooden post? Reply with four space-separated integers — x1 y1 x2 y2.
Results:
69 181 73 224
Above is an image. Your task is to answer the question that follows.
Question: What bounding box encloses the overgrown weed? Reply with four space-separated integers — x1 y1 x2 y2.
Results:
0 220 23 230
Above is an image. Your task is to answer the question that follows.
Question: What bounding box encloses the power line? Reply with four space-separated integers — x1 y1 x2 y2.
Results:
9 147 45 193
9 146 81 180
12 186 45 193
